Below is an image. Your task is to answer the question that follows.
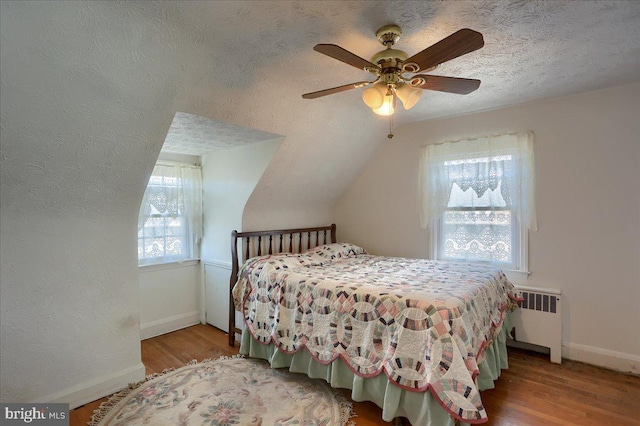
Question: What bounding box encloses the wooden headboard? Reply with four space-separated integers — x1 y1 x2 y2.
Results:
228 224 337 346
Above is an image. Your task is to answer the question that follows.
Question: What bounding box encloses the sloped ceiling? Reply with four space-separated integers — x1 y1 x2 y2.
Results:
162 112 282 155
153 0 640 227
2 0 639 223
164 0 640 123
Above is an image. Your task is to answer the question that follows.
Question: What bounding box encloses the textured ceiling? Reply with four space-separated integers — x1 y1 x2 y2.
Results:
163 0 640 127
2 0 639 225
162 112 282 155
155 0 640 156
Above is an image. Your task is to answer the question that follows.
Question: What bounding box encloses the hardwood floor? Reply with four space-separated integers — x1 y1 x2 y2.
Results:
70 324 640 426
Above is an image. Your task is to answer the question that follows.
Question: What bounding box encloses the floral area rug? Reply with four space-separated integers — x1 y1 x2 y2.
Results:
90 356 355 426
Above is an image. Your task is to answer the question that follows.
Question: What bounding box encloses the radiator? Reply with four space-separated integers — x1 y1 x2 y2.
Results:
509 285 562 363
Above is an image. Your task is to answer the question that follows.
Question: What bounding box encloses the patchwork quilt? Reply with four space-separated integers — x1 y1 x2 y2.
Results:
232 243 521 423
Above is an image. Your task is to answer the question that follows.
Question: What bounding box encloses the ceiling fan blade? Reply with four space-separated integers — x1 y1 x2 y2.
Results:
314 44 380 72
411 75 481 94
302 81 372 99
403 29 484 72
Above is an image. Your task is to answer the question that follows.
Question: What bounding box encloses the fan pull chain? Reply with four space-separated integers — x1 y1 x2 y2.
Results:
388 113 394 139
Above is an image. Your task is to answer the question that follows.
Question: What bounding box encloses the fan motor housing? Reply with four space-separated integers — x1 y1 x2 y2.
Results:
372 24 407 73
370 48 408 65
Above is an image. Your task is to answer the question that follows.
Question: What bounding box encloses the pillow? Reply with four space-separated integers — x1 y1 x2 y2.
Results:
306 243 367 260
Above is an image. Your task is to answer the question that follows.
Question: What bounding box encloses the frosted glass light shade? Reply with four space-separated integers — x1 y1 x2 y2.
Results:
362 82 387 109
373 93 395 116
396 83 422 110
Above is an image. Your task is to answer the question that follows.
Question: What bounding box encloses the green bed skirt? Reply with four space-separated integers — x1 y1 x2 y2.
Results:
240 314 513 426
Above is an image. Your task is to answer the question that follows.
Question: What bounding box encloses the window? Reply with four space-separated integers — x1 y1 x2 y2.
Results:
138 163 202 265
420 132 536 272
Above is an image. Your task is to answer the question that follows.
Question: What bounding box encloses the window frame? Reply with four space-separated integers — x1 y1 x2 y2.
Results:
422 132 535 283
137 161 202 266
431 212 529 280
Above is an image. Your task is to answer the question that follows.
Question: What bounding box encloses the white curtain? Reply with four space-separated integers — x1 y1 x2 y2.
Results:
419 131 536 231
138 163 202 260
180 165 203 258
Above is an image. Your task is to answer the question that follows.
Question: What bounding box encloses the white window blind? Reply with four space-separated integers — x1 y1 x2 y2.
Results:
420 131 536 270
137 163 202 265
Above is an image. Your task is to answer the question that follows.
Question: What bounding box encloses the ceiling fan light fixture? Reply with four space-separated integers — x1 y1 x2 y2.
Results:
372 89 395 116
396 83 422 110
302 26 484 125
362 82 386 109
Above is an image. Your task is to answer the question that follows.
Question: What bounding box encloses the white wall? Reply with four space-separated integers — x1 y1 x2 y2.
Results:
0 2 167 407
201 139 282 263
201 139 282 331
0 2 282 406
333 83 640 373
139 262 201 340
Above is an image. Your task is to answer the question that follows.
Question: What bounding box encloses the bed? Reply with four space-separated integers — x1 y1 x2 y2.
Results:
229 224 520 425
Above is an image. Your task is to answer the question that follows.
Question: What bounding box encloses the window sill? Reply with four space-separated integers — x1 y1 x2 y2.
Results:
432 257 530 285
139 259 200 272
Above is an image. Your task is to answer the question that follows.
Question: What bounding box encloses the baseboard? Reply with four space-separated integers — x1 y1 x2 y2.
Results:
140 311 201 340
562 342 640 375
33 362 145 410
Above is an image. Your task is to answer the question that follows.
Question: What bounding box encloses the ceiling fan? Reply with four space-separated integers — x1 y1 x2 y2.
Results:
302 25 484 123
